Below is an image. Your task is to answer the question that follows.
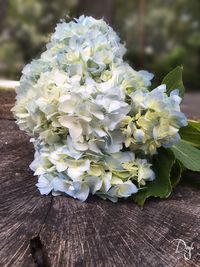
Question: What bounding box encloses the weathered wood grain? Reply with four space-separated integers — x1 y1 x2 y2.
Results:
38 182 200 267
0 90 200 267
0 120 51 267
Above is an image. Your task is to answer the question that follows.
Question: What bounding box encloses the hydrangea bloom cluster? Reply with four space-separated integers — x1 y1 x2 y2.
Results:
121 85 187 154
13 16 187 202
30 139 155 202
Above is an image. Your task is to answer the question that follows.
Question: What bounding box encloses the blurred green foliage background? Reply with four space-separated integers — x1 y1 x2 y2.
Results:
0 0 199 90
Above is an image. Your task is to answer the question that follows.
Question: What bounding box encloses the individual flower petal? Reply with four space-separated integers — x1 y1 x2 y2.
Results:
36 175 54 195
108 181 138 198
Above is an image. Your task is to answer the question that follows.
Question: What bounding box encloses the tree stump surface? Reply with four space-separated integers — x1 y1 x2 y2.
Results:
0 90 200 267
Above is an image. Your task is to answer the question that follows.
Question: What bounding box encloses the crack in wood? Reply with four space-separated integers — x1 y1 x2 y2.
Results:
38 195 53 235
30 235 50 267
30 196 53 267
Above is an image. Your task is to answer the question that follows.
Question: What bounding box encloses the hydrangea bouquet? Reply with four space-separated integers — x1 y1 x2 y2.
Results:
12 16 200 205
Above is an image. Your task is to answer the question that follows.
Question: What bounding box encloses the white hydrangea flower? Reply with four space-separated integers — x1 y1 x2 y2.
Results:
36 174 56 195
121 85 187 154
31 141 155 202
13 16 151 149
106 63 154 93
13 16 187 202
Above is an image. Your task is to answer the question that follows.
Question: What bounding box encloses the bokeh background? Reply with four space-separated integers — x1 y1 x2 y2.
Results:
0 0 199 91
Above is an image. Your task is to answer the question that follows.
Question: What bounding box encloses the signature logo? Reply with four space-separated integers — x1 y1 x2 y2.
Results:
172 239 194 260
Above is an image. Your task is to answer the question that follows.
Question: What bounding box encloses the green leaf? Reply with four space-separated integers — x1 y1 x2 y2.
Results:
170 160 183 188
133 149 175 206
179 120 200 148
188 120 200 132
171 140 200 172
162 66 185 98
